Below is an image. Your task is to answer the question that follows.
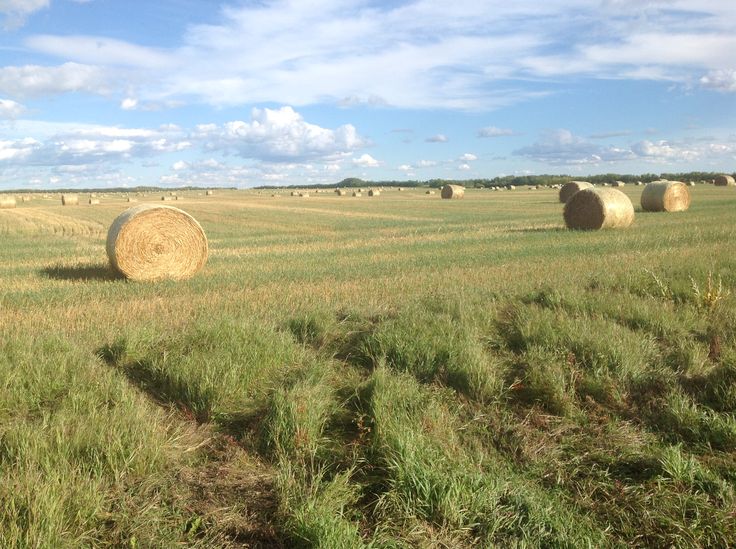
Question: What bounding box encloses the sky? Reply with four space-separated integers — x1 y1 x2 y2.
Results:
0 0 734 189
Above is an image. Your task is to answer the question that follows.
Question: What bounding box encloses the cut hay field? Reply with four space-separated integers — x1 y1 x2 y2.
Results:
2 185 736 547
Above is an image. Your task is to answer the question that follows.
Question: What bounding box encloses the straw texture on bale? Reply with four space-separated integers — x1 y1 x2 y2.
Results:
368 189 380 196
61 194 78 206
563 188 634 230
640 181 691 212
714 174 735 186
559 181 593 203
441 184 465 199
106 204 208 281
0 196 16 208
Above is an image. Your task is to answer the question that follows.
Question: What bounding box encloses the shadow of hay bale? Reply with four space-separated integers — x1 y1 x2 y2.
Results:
42 263 123 281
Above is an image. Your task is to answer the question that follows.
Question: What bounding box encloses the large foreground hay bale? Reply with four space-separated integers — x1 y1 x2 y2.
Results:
441 184 465 199
641 180 691 212
559 181 593 203
714 174 735 186
563 188 634 230
107 204 208 281
0 196 16 209
61 194 78 206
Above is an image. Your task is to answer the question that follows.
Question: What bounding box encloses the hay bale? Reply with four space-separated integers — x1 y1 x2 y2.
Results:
426 190 436 195
612 180 625 187
127 197 137 203
0 196 16 209
687 181 696 187
352 191 362 197
162 196 175 201
714 174 735 186
299 192 310 197
640 180 690 212
337 189 346 196
441 184 465 199
559 181 593 203
206 190 214 196
563 188 634 230
106 204 208 281
368 189 380 196
397 187 403 191
88 198 100 205
61 194 78 205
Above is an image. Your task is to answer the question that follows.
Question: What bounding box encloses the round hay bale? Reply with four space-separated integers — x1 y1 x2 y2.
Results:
206 190 214 196
352 191 362 197
426 190 436 195
612 180 625 187
0 196 16 209
127 197 137 203
640 180 690 212
106 204 208 281
368 189 380 196
559 181 593 203
299 192 310 197
61 194 78 206
714 174 735 186
162 196 174 201
687 181 695 187
89 198 100 205
337 189 346 196
441 184 465 199
291 191 298 196
563 188 634 230
397 187 403 191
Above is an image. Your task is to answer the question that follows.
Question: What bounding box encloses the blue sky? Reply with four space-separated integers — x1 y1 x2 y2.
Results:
0 0 734 189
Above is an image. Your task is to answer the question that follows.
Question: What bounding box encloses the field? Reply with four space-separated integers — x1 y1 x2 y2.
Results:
1 185 735 547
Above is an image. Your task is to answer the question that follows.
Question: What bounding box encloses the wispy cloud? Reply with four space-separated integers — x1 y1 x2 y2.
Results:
3 1 733 109
0 0 48 29
478 126 516 138
426 134 448 143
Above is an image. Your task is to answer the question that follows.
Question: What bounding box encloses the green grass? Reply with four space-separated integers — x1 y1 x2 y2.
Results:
1 186 735 546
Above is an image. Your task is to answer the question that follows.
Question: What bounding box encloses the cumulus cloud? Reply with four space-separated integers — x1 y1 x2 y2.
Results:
194 106 364 162
352 153 380 167
457 163 471 171
514 129 634 165
700 69 736 92
515 129 736 165
458 153 477 161
426 134 448 143
478 126 516 137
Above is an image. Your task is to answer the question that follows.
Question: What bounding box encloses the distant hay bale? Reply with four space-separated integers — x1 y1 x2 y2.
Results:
507 185 516 190
106 204 208 281
352 191 362 197
127 197 137 203
426 190 436 195
640 180 691 212
687 181 695 187
88 198 100 205
61 194 78 206
291 191 298 196
563 188 634 230
337 189 346 196
559 181 593 203
397 187 403 191
0 196 16 209
441 184 465 199
21 196 30 202
368 189 380 196
636 181 643 186
206 190 214 196
714 174 735 186
299 192 310 197
162 196 175 201
612 180 625 187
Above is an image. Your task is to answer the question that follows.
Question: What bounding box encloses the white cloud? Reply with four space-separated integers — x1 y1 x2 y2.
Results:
700 70 736 93
352 153 380 167
120 97 138 110
0 62 111 98
458 153 477 161
11 1 736 109
514 129 635 165
0 137 40 161
426 134 448 143
0 98 25 118
194 106 364 162
415 160 437 168
478 126 515 137
172 160 189 171
458 163 471 171
0 0 48 29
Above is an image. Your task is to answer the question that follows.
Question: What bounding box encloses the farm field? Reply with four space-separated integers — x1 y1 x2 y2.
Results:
1 185 736 547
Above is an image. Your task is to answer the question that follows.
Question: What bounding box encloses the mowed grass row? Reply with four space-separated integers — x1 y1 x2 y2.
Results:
1 186 735 546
